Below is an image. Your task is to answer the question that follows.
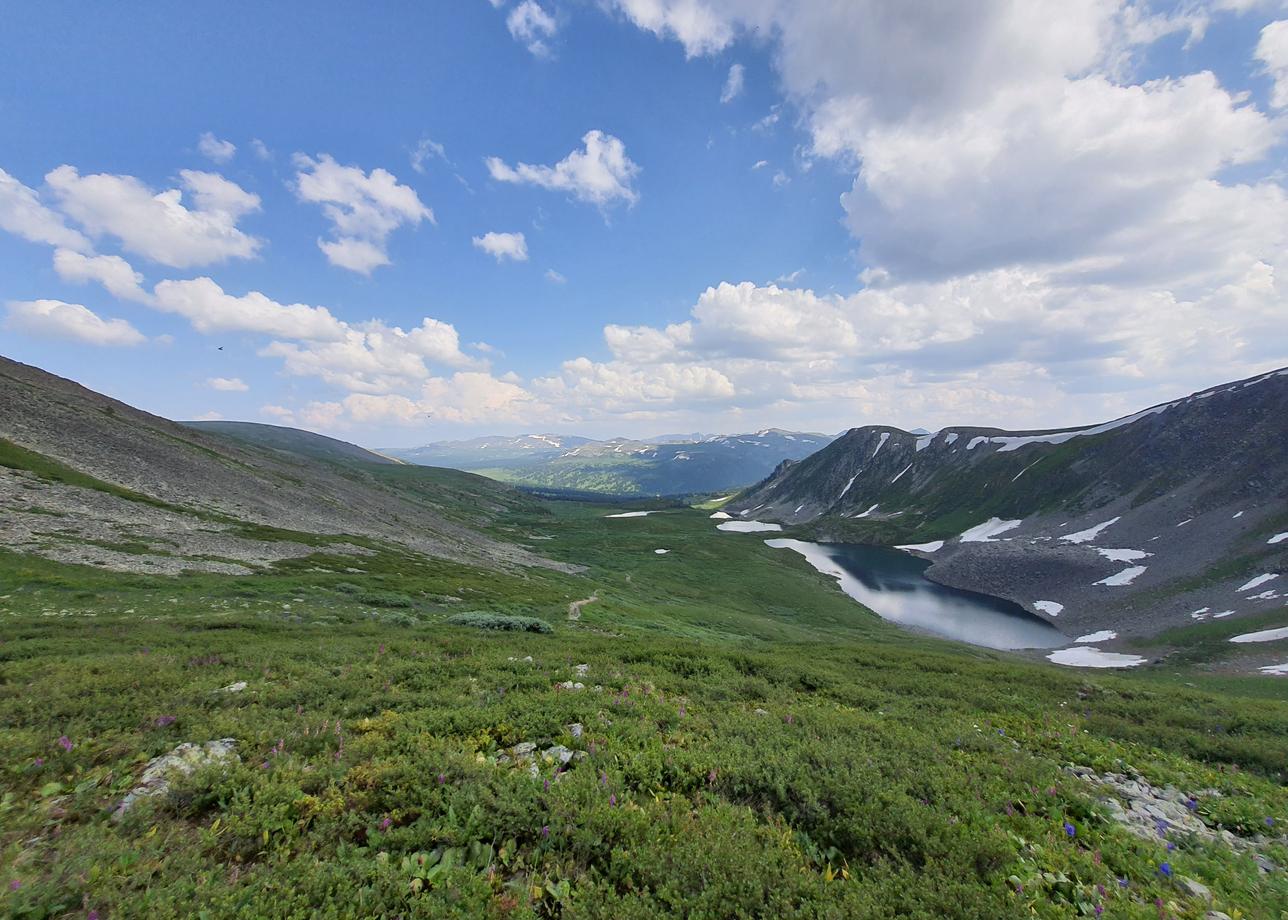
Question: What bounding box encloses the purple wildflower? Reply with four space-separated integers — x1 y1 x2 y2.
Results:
9 880 19 891
541 825 550 837
57 736 72 752
88 911 100 920
1267 817 1275 828
437 772 446 785
379 817 392 831
1095 906 1103 917
33 758 43 767
1166 841 1175 852
1118 878 1129 888
154 715 176 728
1063 822 1076 838
1185 797 1197 811
609 793 617 807
1158 862 1172 878
543 779 550 792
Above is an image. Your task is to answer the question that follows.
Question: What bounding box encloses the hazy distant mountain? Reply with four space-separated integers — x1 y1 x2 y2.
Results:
382 429 834 496
728 368 1288 642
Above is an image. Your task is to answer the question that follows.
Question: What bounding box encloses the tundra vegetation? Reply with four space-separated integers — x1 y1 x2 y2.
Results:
2 496 1285 919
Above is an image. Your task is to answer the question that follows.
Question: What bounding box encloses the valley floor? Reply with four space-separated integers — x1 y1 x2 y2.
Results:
1 502 1285 918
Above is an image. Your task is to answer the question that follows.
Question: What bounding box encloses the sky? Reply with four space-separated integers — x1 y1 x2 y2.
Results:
2 0 1287 447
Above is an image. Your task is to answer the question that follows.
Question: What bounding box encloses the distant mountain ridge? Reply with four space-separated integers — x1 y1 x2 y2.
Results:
728 368 1288 643
383 429 834 496
0 355 568 575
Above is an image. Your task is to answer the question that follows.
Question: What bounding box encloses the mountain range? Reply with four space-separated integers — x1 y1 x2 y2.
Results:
382 429 834 496
727 367 1288 646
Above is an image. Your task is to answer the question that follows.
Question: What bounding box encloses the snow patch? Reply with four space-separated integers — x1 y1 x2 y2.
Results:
1213 610 1234 618
717 520 783 533
974 403 1173 454
1075 630 1118 643
1060 517 1120 544
1229 625 1288 644
709 511 732 519
891 462 913 484
1238 573 1279 593
1176 518 1193 527
896 540 944 553
1232 510 1244 519
653 549 670 555
1094 566 1147 587
854 503 878 518
914 434 934 451
1033 601 1064 616
1259 662 1288 675
959 517 1023 543
1268 532 1288 545
944 433 959 446
1047 647 1146 668
606 511 653 518
1095 548 1152 562
871 432 890 458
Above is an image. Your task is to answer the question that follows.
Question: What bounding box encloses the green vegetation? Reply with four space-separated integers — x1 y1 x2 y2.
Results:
446 612 554 633
1 503 1284 919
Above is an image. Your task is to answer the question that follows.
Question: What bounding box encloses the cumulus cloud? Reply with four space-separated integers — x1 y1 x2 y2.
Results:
410 137 448 173
4 299 146 347
507 1 558 56
472 231 529 262
259 316 479 394
577 0 1288 429
0 167 91 251
1257 19 1288 108
609 0 734 57
545 268 567 283
197 132 236 163
486 130 641 207
720 62 744 102
52 249 152 303
293 153 434 274
152 277 348 340
45 166 261 268
207 376 249 391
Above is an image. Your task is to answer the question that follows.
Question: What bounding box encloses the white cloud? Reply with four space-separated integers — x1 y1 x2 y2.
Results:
0 167 91 251
545 268 567 283
472 231 529 262
410 137 448 173
197 132 236 164
250 139 272 161
4 299 146 347
507 1 558 56
45 166 261 268
486 130 641 207
207 377 249 392
609 0 734 57
52 249 152 303
751 159 768 170
771 170 789 188
720 62 745 102
293 153 434 274
259 317 479 394
152 277 348 341
193 410 225 421
1257 19 1288 108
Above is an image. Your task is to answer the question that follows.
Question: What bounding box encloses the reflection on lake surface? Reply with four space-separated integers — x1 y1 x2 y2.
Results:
766 538 1065 650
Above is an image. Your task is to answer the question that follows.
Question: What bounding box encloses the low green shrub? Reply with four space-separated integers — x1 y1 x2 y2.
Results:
445 612 553 633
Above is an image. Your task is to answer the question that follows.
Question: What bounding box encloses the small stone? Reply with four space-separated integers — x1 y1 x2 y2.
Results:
1205 912 1232 920
114 739 238 818
221 681 247 693
567 723 583 739
1177 877 1212 902
512 742 537 759
1253 854 1277 874
753 708 769 716
573 664 589 677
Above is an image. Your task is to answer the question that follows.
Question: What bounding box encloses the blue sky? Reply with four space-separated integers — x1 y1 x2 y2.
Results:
3 1 1287 445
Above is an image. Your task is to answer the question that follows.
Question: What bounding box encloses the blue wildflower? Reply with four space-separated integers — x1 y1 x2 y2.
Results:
1063 822 1076 838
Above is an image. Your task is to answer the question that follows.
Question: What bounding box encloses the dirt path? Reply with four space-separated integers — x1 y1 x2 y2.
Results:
568 591 599 620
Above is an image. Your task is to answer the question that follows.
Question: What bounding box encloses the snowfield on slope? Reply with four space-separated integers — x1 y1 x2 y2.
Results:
1094 566 1147 587
1046 646 1147 668
717 521 783 533
1060 518 1120 544
959 518 1023 543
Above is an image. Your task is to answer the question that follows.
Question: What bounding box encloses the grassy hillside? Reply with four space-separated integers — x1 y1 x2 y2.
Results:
2 503 1284 919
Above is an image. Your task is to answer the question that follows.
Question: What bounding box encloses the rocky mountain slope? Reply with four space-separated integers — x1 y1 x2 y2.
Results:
727 368 1288 644
184 420 403 467
384 429 833 496
0 356 568 575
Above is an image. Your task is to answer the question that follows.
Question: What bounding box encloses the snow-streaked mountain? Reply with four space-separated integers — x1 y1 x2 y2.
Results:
727 368 1288 643
382 429 833 496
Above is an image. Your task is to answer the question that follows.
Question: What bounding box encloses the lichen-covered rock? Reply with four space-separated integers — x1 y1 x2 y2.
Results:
114 739 239 818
